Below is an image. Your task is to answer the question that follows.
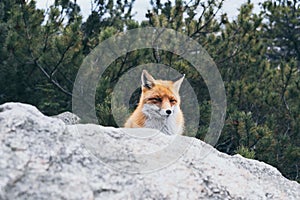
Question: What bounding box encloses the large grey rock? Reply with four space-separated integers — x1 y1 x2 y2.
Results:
0 102 299 199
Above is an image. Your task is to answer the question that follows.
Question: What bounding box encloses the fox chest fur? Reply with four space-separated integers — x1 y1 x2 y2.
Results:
124 70 185 135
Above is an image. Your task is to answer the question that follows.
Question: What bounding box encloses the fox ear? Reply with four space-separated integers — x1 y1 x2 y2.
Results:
173 74 185 92
141 70 155 89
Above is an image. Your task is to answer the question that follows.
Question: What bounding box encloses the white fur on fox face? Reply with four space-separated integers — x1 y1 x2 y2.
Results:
142 104 177 117
159 108 173 116
142 104 163 118
142 103 181 135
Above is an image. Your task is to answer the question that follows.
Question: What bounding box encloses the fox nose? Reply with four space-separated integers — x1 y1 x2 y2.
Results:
166 109 172 115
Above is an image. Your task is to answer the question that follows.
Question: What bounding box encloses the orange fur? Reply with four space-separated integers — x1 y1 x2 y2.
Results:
124 70 184 135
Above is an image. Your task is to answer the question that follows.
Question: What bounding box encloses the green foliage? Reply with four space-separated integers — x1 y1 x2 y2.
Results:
235 146 255 159
0 0 83 115
0 0 299 183
258 0 300 182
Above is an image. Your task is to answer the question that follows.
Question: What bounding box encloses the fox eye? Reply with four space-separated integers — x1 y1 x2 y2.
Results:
155 98 162 102
149 97 162 102
170 99 177 103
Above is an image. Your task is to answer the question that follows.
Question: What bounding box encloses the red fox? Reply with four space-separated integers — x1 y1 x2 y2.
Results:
124 70 185 135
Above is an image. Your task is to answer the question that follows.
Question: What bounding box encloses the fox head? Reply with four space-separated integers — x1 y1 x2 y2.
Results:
140 70 185 117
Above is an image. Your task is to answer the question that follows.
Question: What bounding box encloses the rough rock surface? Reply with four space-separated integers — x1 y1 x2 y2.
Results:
0 102 299 200
52 111 81 125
